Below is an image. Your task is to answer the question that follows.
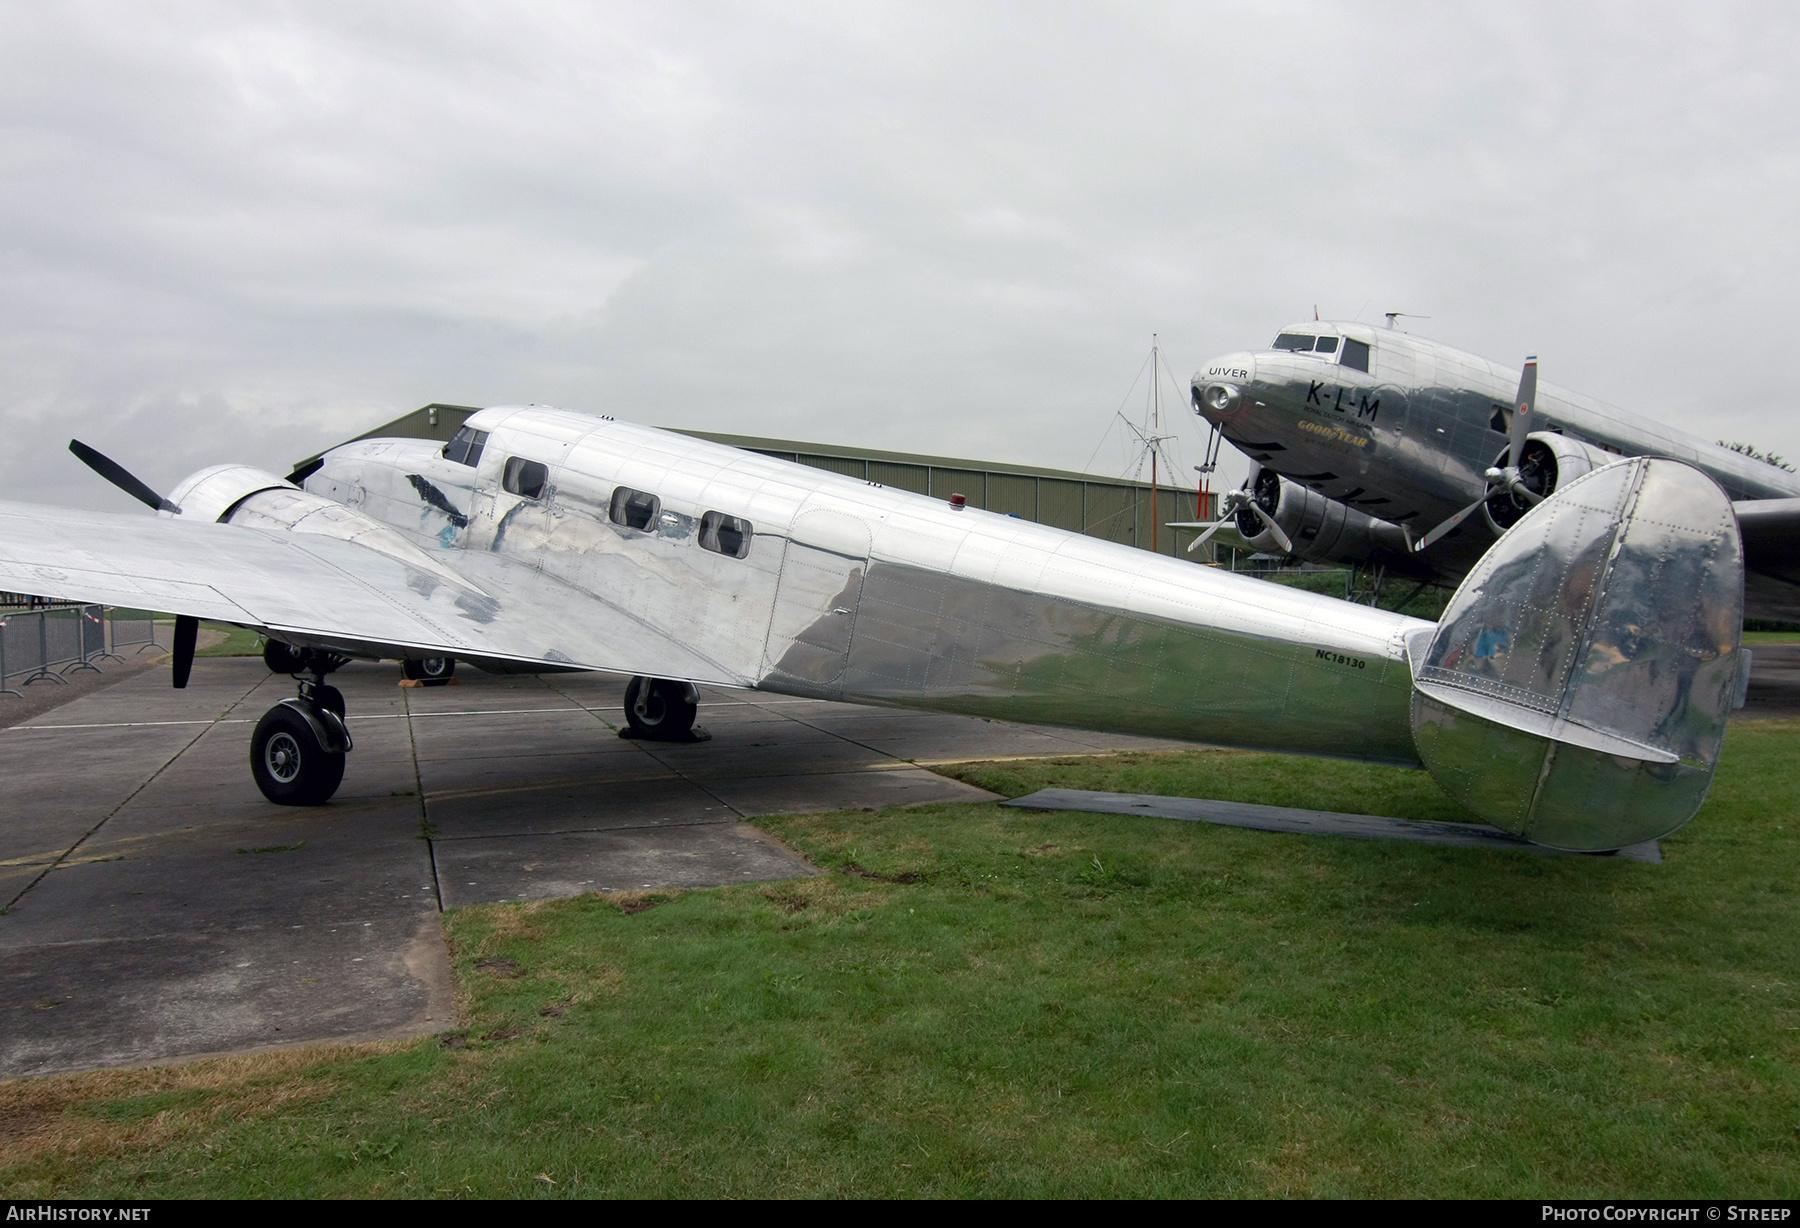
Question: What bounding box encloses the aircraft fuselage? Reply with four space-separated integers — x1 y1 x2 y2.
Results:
1192 323 1800 574
296 407 1431 766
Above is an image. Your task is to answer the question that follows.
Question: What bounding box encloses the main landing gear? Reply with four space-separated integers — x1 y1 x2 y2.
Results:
621 676 707 742
254 641 354 805
402 656 455 684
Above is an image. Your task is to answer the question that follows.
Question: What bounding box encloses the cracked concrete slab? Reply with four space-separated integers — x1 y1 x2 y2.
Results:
0 658 1033 1078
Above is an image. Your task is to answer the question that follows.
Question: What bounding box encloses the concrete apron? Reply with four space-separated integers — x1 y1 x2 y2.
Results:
0 657 1192 1079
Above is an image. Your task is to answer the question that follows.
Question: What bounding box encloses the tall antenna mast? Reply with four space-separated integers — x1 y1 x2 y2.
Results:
1151 334 1160 552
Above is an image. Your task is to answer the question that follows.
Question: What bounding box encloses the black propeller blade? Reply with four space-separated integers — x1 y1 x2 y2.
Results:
68 440 180 514
172 615 197 689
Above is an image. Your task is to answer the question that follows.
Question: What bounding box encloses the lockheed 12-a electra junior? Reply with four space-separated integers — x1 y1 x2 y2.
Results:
0 405 1754 853
1183 319 1800 622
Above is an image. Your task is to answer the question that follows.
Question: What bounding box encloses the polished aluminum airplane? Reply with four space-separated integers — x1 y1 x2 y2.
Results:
0 403 1750 853
1185 319 1800 619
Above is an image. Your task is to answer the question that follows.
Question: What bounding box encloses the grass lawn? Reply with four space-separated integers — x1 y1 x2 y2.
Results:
2 726 1798 1197
1260 569 1450 620
195 622 265 658
129 617 265 657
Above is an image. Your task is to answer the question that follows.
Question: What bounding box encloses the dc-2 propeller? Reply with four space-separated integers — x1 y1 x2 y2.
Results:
1169 485 1294 555
1412 358 1543 553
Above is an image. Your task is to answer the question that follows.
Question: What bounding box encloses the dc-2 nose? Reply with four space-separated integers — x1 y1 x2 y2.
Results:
1191 352 1257 425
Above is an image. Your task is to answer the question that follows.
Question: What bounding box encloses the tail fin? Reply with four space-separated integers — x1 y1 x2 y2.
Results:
1408 457 1744 851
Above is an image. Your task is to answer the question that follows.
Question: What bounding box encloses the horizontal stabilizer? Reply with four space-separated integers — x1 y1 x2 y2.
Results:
1409 680 1677 764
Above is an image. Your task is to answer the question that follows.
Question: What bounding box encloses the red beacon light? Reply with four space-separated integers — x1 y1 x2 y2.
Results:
949 493 967 510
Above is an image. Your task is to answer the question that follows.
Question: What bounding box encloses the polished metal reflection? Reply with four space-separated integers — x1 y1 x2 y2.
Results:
0 400 1748 851
1191 323 1800 618
301 408 1433 766
1410 457 1743 850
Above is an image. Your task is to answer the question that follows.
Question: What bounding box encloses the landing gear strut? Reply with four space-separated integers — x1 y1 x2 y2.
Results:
621 676 707 742
253 643 353 805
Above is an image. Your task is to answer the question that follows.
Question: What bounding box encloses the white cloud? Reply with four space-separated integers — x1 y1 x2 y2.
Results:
3 0 1798 510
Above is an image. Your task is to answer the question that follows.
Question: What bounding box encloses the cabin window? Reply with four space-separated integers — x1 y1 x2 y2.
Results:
442 427 489 467
699 511 754 559
1313 336 1339 354
1340 338 1371 373
503 457 549 499
1272 333 1315 352
609 486 661 531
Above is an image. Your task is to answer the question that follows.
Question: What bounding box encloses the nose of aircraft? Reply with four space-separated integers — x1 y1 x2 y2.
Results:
1191 352 1256 424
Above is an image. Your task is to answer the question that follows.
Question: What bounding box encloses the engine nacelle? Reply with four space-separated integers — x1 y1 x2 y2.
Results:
164 465 294 523
224 485 476 591
1480 431 1617 536
1233 463 1411 563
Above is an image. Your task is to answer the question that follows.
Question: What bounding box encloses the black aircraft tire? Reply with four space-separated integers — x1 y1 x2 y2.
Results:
263 640 306 675
314 685 346 720
403 657 455 684
624 676 699 739
250 705 346 806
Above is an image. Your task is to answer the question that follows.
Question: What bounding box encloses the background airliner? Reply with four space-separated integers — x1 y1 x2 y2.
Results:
1187 321 1800 618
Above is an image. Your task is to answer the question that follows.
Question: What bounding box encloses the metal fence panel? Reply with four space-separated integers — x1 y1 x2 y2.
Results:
81 606 106 662
111 611 158 653
40 608 81 682
0 613 37 696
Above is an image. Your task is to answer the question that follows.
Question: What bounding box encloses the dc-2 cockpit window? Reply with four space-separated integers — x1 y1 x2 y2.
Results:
1271 333 1315 351
442 427 489 467
609 486 661 531
1340 338 1371 373
1313 336 1339 354
502 457 549 500
698 511 754 560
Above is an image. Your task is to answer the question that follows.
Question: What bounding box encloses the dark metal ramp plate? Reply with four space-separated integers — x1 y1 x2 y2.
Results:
998 788 1662 864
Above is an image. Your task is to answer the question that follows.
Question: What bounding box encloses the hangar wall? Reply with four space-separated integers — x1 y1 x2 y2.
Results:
292 404 1219 560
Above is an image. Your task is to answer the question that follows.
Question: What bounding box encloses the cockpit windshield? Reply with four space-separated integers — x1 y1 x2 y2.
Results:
1272 332 1342 355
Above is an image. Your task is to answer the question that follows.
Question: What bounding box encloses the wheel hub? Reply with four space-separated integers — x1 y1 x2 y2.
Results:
265 731 302 784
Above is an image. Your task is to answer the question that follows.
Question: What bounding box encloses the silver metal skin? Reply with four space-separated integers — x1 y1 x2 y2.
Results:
0 405 1747 847
1410 457 1744 850
1191 323 1800 615
304 407 1430 764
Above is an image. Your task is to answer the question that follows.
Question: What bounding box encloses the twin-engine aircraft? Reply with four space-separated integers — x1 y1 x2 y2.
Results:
1186 321 1800 620
0 402 1750 853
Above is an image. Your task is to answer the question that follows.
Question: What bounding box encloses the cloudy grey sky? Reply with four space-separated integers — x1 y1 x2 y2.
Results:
4 1 1797 510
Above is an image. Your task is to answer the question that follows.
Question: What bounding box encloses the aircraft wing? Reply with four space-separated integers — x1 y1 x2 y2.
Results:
0 500 748 685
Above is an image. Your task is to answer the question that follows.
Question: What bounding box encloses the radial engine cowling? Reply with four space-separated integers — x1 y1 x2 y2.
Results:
163 465 295 523
1481 431 1618 535
1233 463 1411 563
